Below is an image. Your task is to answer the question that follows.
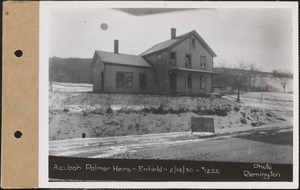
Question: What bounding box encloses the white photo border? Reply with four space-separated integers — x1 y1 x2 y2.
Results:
39 1 299 188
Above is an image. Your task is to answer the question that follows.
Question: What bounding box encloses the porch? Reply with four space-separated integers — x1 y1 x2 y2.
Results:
168 67 220 95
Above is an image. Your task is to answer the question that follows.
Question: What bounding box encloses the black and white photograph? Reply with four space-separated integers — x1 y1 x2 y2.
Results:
39 1 298 188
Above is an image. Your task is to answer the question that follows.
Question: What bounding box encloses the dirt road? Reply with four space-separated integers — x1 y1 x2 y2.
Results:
49 124 293 164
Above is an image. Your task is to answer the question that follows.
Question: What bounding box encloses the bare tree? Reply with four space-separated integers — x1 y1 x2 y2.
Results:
258 74 268 91
218 59 257 102
272 70 293 92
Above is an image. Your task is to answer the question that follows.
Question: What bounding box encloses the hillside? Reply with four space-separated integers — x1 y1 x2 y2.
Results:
49 57 93 83
49 83 292 141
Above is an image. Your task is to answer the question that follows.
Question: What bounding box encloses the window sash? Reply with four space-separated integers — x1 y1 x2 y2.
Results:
190 38 195 50
170 52 176 65
117 72 133 89
185 54 192 68
200 56 206 69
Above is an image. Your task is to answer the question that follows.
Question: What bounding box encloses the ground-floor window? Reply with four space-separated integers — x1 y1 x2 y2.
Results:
117 72 133 89
187 73 192 88
139 73 147 89
200 75 206 89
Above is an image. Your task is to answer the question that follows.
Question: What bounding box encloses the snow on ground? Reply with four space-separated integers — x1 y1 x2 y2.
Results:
49 83 293 141
50 82 92 92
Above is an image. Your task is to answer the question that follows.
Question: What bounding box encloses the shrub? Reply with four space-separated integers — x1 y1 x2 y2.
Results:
63 108 70 112
82 110 89 117
252 121 265 127
106 106 113 114
250 108 258 113
215 109 228 116
142 107 151 113
135 123 141 131
240 112 246 117
92 108 104 114
240 117 247 124
266 112 273 117
233 106 240 112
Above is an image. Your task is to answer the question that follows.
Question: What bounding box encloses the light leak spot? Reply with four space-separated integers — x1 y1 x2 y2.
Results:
100 23 108 30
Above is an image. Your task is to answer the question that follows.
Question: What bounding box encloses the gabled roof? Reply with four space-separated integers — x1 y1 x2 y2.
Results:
139 39 179 56
140 30 217 57
90 51 151 68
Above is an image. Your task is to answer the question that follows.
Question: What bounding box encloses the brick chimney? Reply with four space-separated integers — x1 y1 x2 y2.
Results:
171 28 176 39
114 39 119 54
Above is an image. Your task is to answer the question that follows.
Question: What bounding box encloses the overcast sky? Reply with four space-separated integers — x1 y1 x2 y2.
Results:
49 8 293 72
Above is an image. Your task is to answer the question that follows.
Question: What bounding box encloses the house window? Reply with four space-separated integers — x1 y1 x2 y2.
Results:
200 75 206 89
200 56 206 69
158 54 162 60
190 37 195 50
187 73 192 88
185 54 192 68
117 72 133 89
125 73 133 88
170 52 176 65
139 73 147 89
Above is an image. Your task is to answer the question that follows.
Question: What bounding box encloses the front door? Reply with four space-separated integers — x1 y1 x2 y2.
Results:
170 72 177 92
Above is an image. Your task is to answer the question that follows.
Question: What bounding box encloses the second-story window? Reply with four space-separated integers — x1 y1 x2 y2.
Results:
200 55 206 69
190 37 195 50
185 54 192 68
170 52 176 65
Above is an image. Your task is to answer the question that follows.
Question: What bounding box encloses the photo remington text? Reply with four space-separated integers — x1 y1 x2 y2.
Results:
243 164 280 180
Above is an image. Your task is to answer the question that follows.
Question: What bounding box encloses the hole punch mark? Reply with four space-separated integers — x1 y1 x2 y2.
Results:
14 50 23 57
5 12 9 15
14 131 22 139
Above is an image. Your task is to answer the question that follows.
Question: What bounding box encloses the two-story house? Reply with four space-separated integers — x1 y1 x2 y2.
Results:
90 28 218 95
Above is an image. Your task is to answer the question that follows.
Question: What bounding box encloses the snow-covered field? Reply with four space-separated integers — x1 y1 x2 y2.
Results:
49 83 293 141
50 82 92 92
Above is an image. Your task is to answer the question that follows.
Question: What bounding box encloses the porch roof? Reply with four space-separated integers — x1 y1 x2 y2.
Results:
169 67 220 75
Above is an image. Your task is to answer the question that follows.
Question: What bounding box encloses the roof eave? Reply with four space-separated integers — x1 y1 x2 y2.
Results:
193 32 217 57
141 30 217 58
141 48 168 57
90 51 98 69
103 61 152 68
169 68 221 75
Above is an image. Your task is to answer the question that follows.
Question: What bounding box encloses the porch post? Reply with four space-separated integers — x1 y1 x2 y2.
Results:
211 74 214 93
183 72 188 94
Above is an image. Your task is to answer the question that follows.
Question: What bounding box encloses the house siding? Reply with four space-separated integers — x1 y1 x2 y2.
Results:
169 35 214 94
92 30 217 95
143 52 169 94
170 35 214 71
105 64 154 94
92 57 104 92
176 73 208 94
